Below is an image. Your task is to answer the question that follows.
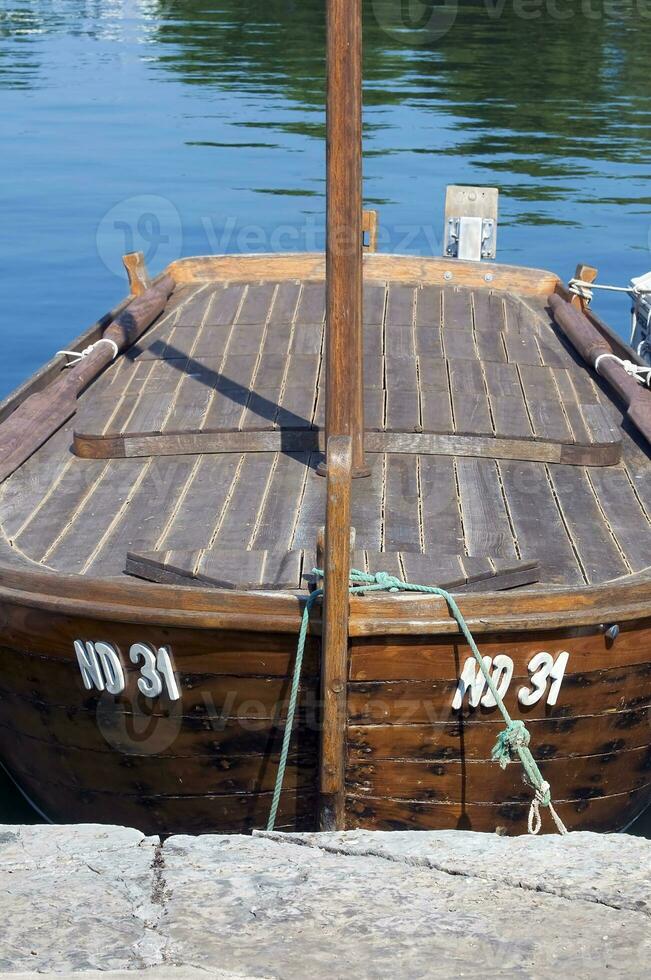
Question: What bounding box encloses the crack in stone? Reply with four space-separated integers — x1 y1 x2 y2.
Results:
257 832 651 920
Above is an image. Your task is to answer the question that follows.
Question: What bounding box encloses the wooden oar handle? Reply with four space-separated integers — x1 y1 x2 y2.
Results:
104 274 175 352
64 274 176 391
0 275 177 485
549 291 651 444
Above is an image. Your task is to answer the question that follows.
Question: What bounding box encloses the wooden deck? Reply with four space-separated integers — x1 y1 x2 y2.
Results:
1 277 650 590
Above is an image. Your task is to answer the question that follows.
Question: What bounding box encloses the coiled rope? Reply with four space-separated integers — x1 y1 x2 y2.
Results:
267 568 568 836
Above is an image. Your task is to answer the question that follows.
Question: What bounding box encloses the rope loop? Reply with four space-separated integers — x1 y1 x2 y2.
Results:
267 567 569 837
594 352 651 388
57 338 119 367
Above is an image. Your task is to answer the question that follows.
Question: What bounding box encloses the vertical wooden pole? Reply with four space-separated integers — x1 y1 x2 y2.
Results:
323 0 369 478
319 435 352 831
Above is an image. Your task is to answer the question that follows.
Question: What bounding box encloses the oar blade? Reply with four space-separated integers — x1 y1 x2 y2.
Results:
0 384 76 484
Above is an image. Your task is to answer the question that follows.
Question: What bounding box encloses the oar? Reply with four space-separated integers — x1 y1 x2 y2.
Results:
548 292 651 443
0 274 176 484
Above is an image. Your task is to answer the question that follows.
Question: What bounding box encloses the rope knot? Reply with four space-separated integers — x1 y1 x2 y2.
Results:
373 571 400 591
492 720 530 770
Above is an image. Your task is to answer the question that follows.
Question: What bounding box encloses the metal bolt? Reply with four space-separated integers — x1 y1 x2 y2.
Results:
601 624 620 642
484 273 494 283
444 271 453 281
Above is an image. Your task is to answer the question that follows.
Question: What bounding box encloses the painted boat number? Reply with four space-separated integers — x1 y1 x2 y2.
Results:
452 651 570 711
74 640 181 701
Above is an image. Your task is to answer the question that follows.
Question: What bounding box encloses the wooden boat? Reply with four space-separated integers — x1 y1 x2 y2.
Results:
1 1 651 837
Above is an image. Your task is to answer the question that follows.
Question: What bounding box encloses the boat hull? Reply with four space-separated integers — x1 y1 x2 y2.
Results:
1 574 650 835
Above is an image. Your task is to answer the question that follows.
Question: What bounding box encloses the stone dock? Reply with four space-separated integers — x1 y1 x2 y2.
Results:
0 826 649 979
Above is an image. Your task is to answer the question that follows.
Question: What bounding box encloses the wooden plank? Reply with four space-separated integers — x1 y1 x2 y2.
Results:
552 369 593 445
503 296 543 365
518 364 573 444
460 556 540 591
416 285 442 329
72 424 622 466
345 745 651 804
348 706 651 762
350 455 383 550
210 454 277 551
419 456 465 555
269 281 301 324
291 322 324 355
624 440 651 522
240 351 287 430
472 290 508 363
400 553 465 589
162 361 218 432
442 328 476 361
363 388 385 431
201 354 259 431
170 253 561 297
363 283 386 326
385 284 415 327
14 457 109 561
442 288 472 332
548 465 630 582
586 467 651 574
252 452 310 552
483 361 533 439
296 282 325 324
277 387 318 430
419 357 454 434
43 459 147 573
498 460 584 585
448 359 493 436
236 282 277 325
86 456 198 576
383 455 421 552
416 286 443 363
0 426 75 540
173 284 214 327
159 454 241 551
204 284 246 325
456 457 517 558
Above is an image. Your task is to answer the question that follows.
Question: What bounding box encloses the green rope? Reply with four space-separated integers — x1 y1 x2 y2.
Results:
267 568 568 835
267 585 323 832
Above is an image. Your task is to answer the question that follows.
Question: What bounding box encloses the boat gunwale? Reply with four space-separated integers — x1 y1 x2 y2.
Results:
1 251 649 636
0 543 649 636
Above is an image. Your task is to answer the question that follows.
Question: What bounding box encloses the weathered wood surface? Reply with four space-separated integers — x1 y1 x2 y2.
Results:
0 276 175 485
71 282 621 467
2 275 648 590
549 293 651 444
1 608 650 834
126 546 540 593
168 252 561 297
320 436 353 829
324 0 367 476
0 258 649 838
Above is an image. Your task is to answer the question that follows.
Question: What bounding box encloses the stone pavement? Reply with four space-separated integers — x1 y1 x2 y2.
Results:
0 825 649 978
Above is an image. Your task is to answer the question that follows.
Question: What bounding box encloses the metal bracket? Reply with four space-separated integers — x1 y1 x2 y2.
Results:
444 186 499 261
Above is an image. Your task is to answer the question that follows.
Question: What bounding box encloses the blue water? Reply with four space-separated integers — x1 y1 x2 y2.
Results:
2 1 651 401
1 1 650 831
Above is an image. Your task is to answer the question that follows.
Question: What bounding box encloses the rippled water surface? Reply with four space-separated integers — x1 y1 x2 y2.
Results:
1 1 651 829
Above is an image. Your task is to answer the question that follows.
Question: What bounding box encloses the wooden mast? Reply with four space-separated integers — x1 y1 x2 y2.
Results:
322 0 368 477
318 0 366 831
